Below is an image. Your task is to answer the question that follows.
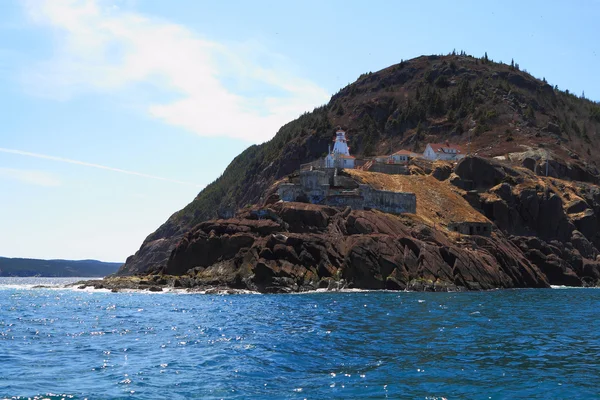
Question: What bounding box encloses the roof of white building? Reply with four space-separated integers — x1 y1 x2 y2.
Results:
427 143 465 154
391 149 414 156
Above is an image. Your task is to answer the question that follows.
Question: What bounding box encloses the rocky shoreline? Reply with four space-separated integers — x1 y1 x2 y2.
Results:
82 155 600 294
72 273 474 294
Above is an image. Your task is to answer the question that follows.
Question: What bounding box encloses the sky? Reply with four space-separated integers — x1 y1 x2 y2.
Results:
1 0 598 262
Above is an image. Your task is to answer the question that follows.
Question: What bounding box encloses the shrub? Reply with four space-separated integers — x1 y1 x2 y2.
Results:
434 75 449 88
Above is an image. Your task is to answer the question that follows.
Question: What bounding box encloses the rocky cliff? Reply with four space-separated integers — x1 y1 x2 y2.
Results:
158 201 549 293
117 53 600 285
119 156 597 293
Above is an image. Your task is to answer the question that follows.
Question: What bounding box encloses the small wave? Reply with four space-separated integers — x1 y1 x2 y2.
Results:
550 285 598 289
71 286 263 295
3 394 78 400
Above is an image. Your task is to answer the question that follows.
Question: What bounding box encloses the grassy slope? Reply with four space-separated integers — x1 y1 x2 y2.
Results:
348 169 489 226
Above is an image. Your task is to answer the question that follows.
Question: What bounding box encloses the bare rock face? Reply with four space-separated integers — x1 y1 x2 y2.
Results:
116 54 600 280
455 156 519 189
162 202 550 293
431 164 452 181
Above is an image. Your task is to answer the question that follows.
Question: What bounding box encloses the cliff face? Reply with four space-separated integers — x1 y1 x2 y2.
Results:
162 202 549 293
155 156 600 291
118 53 600 277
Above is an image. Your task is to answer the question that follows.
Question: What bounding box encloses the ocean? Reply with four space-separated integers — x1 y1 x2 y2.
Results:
1 278 599 399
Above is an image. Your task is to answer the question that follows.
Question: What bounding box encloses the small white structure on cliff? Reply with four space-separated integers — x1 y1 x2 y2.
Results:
325 128 355 168
389 149 416 164
423 142 465 161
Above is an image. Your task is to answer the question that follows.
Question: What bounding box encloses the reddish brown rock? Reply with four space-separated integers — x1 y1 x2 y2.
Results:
162 202 551 293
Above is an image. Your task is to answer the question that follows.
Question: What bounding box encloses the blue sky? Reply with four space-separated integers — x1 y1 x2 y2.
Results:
1 0 598 262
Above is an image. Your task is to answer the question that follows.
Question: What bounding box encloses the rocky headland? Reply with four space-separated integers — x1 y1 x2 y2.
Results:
89 53 600 293
78 155 600 293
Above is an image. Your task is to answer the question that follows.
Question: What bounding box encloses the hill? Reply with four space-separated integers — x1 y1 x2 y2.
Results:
118 52 600 277
0 257 122 277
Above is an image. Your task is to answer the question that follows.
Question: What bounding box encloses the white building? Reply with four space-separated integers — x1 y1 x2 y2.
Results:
373 155 391 163
423 142 465 161
389 149 416 164
325 128 355 168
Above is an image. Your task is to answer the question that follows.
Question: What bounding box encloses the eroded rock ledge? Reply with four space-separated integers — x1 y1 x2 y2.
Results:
79 201 562 294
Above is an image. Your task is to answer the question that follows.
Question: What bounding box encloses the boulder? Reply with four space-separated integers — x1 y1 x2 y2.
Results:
570 230 598 260
431 164 452 181
511 236 581 286
566 199 589 214
544 122 561 135
449 173 474 190
455 156 517 189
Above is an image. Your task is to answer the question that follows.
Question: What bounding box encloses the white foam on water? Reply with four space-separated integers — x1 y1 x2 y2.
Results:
550 285 598 289
0 277 93 291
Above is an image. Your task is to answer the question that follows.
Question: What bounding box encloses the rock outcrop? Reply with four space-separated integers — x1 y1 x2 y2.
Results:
158 202 550 293
116 54 600 278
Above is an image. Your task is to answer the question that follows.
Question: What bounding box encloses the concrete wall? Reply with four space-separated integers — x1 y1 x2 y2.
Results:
278 183 305 202
361 185 417 214
300 169 329 190
325 194 365 209
448 221 492 236
278 183 329 204
307 188 329 204
368 163 409 175
278 173 416 214
333 175 359 188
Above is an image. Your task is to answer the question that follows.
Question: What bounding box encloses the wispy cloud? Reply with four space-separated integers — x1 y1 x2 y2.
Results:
0 147 203 188
0 167 61 187
21 0 330 143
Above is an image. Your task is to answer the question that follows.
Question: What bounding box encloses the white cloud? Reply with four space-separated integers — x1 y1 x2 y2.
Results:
0 167 61 187
21 0 330 143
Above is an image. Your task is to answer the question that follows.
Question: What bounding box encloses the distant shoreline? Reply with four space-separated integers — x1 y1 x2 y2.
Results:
0 256 122 278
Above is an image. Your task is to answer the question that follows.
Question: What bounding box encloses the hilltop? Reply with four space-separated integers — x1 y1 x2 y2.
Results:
117 53 600 285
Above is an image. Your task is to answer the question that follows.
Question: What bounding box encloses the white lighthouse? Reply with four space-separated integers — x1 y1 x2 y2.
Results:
325 128 355 168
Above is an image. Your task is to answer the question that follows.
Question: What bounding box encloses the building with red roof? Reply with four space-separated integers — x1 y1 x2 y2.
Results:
423 142 466 161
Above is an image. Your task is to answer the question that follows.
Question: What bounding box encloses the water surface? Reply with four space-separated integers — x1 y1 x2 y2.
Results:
1 278 599 399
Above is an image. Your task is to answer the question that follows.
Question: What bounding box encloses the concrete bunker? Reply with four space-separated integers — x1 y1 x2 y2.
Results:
277 169 416 214
448 221 492 236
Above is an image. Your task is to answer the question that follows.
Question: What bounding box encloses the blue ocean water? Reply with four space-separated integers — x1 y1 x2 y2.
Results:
1 278 599 399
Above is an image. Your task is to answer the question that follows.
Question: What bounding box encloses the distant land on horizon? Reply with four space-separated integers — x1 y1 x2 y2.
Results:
0 257 122 277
